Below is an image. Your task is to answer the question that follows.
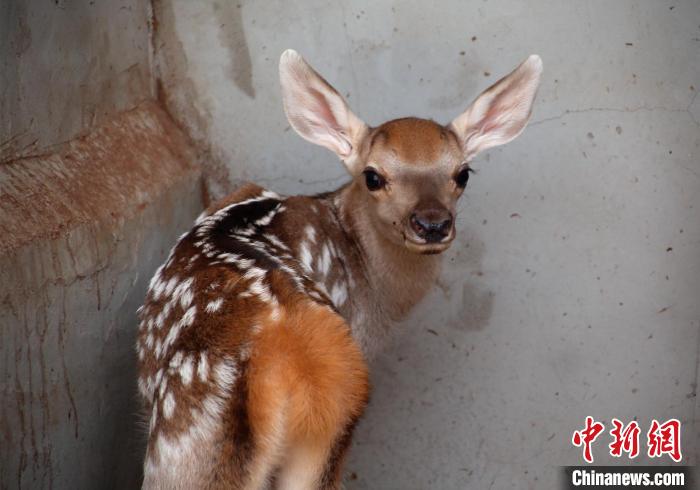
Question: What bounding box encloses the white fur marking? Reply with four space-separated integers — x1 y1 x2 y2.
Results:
163 391 175 419
164 276 179 298
331 281 348 308
180 355 194 386
205 298 224 313
158 376 169 399
318 242 331 277
299 241 313 273
149 403 157 432
197 352 209 382
264 233 289 251
304 225 317 244
169 351 184 369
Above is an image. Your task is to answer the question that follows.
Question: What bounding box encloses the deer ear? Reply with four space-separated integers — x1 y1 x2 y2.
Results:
450 55 542 160
279 50 367 169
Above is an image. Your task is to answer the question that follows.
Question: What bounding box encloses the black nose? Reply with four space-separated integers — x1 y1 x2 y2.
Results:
410 209 453 243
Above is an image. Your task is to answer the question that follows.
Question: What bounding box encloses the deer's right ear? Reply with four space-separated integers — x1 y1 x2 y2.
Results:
450 55 543 161
280 50 367 172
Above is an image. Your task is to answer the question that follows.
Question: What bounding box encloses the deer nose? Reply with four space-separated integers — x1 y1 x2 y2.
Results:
409 209 453 243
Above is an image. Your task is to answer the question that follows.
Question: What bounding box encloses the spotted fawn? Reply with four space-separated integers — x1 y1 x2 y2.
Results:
136 49 542 489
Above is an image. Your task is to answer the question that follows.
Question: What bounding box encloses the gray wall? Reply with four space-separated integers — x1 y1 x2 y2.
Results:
1 1 203 488
156 1 700 488
1 0 154 162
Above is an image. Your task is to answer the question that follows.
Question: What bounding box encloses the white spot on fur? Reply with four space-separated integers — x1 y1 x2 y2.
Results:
236 258 255 269
269 304 281 322
156 310 165 330
163 391 175 419
154 339 163 359
164 276 179 298
317 242 331 277
197 352 209 382
218 252 241 264
181 305 197 327
304 225 317 244
264 233 289 251
254 208 277 227
205 298 224 313
331 281 348 308
149 404 158 432
262 190 280 199
169 351 184 370
214 358 239 390
237 227 256 237
248 280 272 303
161 306 197 356
158 376 169 399
174 278 194 309
299 241 313 274
180 355 194 386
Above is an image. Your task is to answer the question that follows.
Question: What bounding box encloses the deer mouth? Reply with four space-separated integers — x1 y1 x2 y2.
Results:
402 231 455 255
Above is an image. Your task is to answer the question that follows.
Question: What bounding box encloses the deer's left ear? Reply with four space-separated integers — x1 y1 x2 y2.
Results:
279 50 368 174
450 55 543 160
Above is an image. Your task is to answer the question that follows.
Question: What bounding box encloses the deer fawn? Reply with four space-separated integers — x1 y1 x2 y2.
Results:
136 50 542 489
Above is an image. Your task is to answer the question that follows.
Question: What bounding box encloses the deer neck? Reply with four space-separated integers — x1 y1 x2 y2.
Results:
333 182 442 321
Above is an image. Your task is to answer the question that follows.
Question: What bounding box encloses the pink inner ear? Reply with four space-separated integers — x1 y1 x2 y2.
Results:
480 89 528 140
307 87 343 133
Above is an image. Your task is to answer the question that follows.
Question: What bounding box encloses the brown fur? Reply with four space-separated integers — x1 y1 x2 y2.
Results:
369 118 462 166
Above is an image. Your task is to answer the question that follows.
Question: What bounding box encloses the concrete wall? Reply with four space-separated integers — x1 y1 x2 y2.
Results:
1 0 154 162
1 2 203 488
156 1 700 488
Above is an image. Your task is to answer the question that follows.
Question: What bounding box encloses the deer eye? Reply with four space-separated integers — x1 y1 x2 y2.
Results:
363 169 386 191
454 167 472 188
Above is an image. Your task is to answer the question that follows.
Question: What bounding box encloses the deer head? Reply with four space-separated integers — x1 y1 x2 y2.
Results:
279 50 542 255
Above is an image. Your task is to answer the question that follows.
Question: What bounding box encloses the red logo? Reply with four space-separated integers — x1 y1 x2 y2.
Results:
609 419 640 458
572 418 682 463
572 416 605 463
647 418 682 462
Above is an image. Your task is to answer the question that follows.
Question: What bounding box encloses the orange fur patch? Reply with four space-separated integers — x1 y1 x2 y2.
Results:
247 301 369 447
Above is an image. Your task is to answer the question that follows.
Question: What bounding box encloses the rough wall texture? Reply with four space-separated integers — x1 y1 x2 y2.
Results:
155 1 700 488
0 102 202 489
2 2 207 487
1 0 153 162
